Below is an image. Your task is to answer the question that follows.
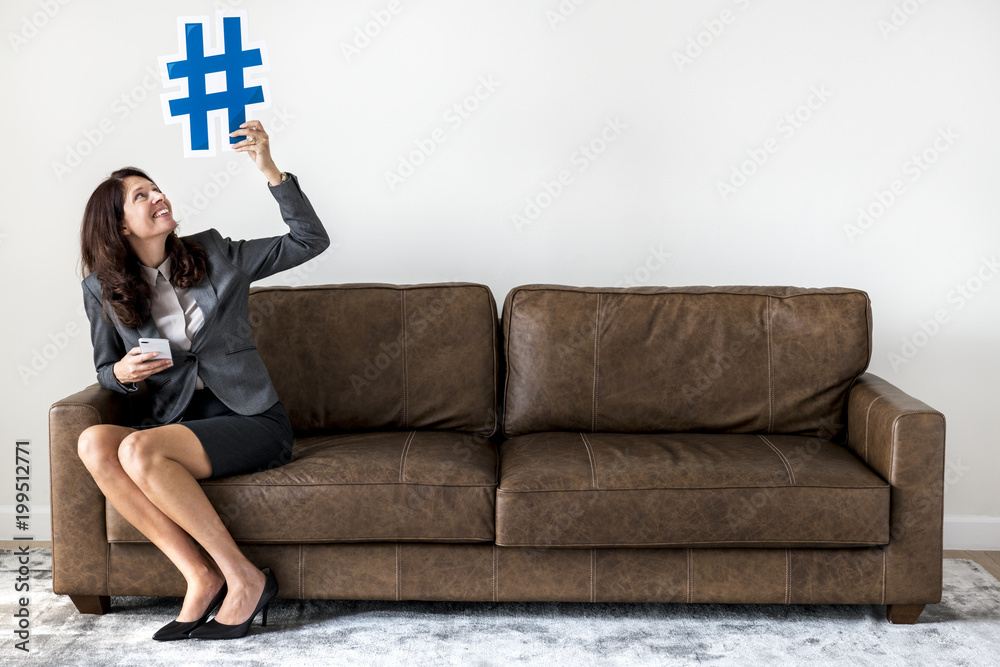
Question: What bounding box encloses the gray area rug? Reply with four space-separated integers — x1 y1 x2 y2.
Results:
2 549 998 666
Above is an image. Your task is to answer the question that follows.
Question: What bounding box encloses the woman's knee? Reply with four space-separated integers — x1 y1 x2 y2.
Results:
117 430 164 482
78 425 123 470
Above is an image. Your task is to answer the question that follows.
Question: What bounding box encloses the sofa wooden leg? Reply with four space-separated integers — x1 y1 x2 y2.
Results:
70 595 110 615
886 604 925 624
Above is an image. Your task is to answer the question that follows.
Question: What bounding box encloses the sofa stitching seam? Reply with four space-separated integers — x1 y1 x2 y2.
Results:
579 433 599 489
592 293 601 432
889 420 897 487
395 543 400 601
400 290 408 428
298 544 304 599
398 430 416 483
686 549 693 604
863 395 884 464
758 434 795 485
766 296 773 434
881 548 887 605
591 548 596 603
493 544 498 602
785 548 791 604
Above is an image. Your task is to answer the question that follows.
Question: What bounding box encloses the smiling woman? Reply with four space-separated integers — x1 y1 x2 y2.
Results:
81 168 208 330
74 122 330 642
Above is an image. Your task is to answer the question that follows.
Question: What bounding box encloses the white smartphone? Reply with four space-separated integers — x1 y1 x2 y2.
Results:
138 338 173 363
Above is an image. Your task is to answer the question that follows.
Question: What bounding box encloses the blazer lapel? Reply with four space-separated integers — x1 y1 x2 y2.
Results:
136 315 161 340
187 273 219 349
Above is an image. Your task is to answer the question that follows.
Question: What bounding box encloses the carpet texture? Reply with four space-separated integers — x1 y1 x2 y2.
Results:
2 549 999 666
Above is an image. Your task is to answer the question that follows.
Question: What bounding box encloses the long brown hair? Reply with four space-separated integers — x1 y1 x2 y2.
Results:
81 167 207 328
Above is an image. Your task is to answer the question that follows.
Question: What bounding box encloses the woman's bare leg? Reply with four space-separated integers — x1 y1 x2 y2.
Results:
78 425 226 623
115 424 267 625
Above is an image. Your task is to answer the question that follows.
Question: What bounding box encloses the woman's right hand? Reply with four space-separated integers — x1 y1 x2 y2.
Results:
113 347 173 384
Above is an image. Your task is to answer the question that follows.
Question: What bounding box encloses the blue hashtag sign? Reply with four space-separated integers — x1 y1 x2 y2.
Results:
160 11 270 157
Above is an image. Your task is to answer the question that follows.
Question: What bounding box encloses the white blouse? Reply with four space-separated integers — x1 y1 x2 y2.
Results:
140 256 206 390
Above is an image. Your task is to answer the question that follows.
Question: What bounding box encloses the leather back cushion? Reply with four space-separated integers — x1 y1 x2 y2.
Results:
501 285 871 438
250 283 499 436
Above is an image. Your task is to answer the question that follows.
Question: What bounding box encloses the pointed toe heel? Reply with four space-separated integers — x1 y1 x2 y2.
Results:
152 582 227 642
189 568 278 640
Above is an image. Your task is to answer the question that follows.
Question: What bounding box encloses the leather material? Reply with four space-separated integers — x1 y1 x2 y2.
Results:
108 543 301 599
500 285 871 438
49 282 943 616
48 384 127 597
107 430 498 543
104 542 888 604
496 432 889 547
846 373 946 604
248 283 499 437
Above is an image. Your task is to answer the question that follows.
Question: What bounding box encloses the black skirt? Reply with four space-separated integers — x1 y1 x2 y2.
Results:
177 387 294 479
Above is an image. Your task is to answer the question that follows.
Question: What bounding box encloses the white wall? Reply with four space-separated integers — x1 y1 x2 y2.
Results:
1 0 997 546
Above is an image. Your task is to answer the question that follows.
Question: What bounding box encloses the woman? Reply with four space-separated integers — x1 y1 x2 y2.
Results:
76 122 329 641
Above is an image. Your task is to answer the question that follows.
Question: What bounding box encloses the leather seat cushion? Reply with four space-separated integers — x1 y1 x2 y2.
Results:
107 430 498 543
495 432 889 548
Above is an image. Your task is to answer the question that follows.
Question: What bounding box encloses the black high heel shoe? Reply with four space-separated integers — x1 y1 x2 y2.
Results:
152 582 228 641
189 568 278 640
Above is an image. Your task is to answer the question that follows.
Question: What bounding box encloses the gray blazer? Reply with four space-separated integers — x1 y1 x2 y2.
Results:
82 172 329 425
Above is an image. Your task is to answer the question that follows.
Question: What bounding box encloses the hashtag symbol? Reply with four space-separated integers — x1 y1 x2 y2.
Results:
16 520 28 531
160 11 270 156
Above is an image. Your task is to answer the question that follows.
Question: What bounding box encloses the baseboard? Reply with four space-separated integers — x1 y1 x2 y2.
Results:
944 515 1000 550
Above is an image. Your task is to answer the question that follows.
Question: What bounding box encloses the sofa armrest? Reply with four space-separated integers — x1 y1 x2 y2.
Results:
48 383 134 597
845 373 946 605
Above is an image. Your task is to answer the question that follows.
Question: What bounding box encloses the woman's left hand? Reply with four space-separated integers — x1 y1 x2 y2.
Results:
230 121 284 186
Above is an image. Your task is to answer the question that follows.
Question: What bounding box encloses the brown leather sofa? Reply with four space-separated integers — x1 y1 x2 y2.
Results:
49 283 946 624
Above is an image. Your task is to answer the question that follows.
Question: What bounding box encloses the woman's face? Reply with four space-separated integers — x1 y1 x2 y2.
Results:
120 175 176 242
